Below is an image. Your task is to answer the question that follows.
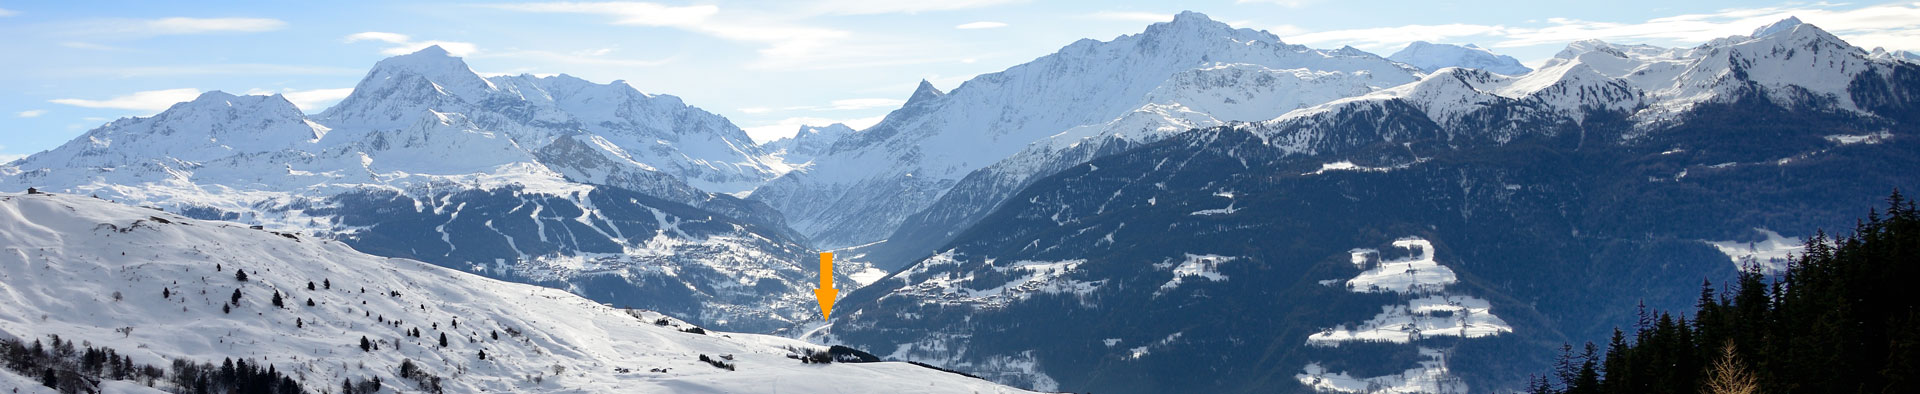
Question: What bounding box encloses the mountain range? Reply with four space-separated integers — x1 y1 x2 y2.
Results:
4 9 1917 394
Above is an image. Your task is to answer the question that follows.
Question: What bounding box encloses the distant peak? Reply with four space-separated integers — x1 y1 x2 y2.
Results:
192 90 240 102
374 44 471 73
1146 10 1234 35
906 79 945 105
1751 16 1804 38
1171 10 1212 24
414 45 452 57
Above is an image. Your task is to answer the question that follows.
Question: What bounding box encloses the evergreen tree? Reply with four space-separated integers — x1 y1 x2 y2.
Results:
230 289 242 306
271 291 284 308
234 269 248 282
439 333 448 347
162 287 170 299
478 349 487 360
1530 191 1920 394
323 279 331 289
306 298 315 307
359 336 371 352
307 281 315 291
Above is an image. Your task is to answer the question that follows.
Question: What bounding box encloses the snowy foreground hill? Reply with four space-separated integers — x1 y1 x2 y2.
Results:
0 192 1030 393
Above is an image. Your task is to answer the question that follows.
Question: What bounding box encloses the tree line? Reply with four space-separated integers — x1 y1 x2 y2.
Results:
1529 191 1920 394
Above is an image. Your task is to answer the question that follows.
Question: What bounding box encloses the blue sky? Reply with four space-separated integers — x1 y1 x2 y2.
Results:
3 1 1919 161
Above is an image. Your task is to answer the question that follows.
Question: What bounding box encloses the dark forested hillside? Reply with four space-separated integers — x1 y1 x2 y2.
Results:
1530 192 1920 394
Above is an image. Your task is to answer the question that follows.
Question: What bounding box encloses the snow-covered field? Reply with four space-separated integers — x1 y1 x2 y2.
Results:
0 192 1030 393
1299 237 1510 393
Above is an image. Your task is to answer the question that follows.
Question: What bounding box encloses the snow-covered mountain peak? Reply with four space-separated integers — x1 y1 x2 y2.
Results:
749 9 1419 248
1389 41 1534 75
906 79 946 107
1140 11 1279 46
1751 16 1804 38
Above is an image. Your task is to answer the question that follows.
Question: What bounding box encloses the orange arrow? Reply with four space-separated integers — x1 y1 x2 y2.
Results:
814 252 838 321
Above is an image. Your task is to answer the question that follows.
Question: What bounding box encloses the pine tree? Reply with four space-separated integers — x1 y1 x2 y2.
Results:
439 333 448 347
306 298 314 307
307 281 315 291
271 291 284 308
1704 341 1758 394
296 318 302 328
359 337 371 352
162 287 170 299
235 269 248 282
230 289 242 306
478 349 487 360
323 279 330 289
223 304 230 314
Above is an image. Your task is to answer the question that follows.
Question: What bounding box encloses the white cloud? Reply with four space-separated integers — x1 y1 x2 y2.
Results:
489 2 928 70
142 17 285 34
1086 11 1172 23
345 32 480 56
50 88 203 112
1265 24 1307 36
244 88 354 112
0 8 18 17
1285 24 1510 51
741 115 886 143
956 21 1008 30
17 110 47 118
57 17 286 38
802 0 1025 15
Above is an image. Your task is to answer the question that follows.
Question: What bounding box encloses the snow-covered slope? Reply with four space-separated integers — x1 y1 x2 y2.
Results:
1387 41 1533 76
0 191 1029 393
0 47 821 332
863 62 1392 269
750 11 1418 249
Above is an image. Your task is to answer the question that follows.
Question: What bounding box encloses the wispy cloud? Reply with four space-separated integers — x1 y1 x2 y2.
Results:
344 32 480 56
0 8 18 17
17 110 47 118
65 17 287 37
1086 11 1172 23
487 1 955 70
956 21 1008 30
50 88 203 112
244 88 354 112
1285 24 1509 50
741 115 886 143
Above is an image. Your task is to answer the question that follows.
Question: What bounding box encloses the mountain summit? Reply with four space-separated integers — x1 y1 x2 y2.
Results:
1388 41 1534 75
749 10 1418 249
